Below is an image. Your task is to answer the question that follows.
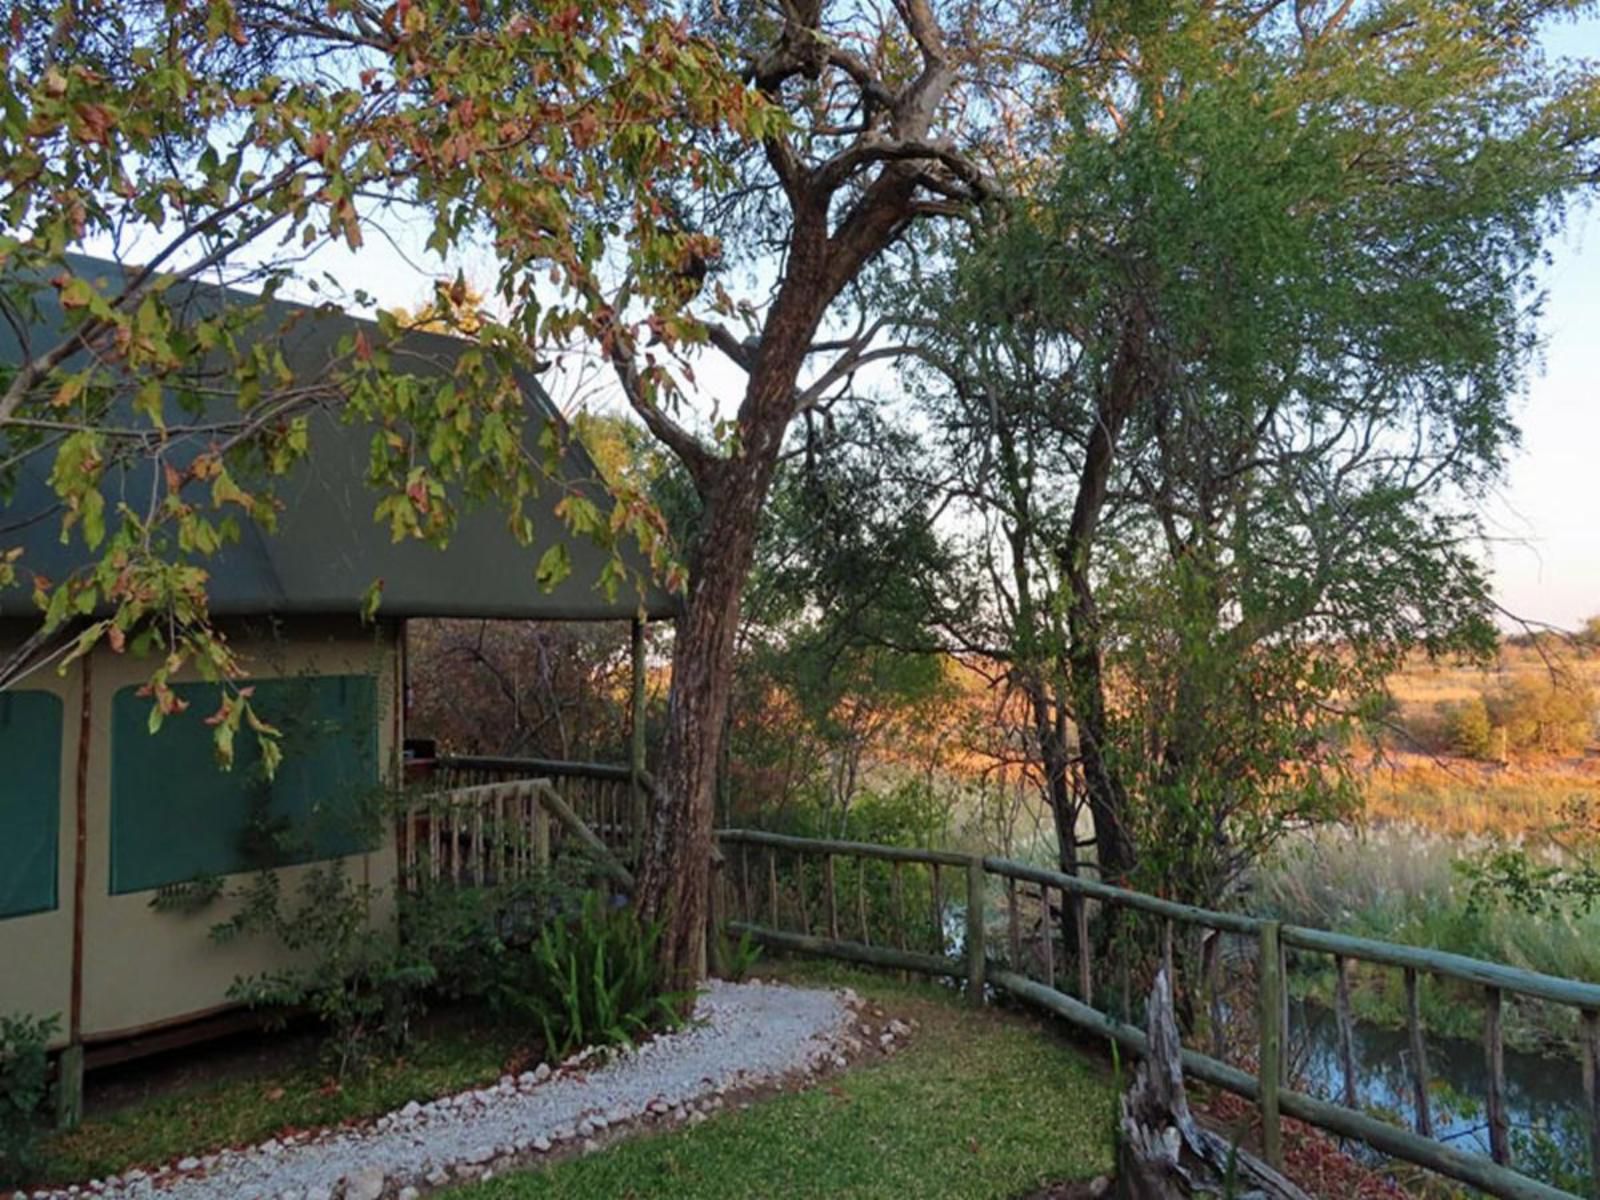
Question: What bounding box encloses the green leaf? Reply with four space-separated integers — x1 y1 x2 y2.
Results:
535 542 571 592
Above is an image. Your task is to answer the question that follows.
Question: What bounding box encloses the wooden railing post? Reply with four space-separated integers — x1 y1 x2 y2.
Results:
1405 967 1434 1138
1334 954 1358 1110
55 1043 84 1130
825 854 840 940
1581 1008 1600 1200
1006 875 1021 971
1484 986 1510 1165
1259 920 1284 1170
966 856 987 1008
707 852 724 978
1075 891 1092 1005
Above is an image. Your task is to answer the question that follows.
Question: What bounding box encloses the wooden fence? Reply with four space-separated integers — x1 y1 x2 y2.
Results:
716 828 1600 1200
398 773 636 892
430 756 645 860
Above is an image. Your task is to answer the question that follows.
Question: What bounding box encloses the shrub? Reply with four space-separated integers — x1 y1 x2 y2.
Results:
713 927 764 983
1484 676 1595 754
0 1012 58 1186
492 892 686 1057
1440 695 1494 759
217 864 436 1078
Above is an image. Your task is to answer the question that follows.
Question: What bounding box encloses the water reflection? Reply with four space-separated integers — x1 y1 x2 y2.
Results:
1291 999 1587 1160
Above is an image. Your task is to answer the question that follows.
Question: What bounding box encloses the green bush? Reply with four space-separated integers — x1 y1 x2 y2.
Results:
492 892 686 1058
217 864 436 1078
1484 676 1595 754
0 1012 58 1186
1440 695 1494 759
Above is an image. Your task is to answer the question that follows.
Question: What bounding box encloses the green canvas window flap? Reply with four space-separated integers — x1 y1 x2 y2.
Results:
0 691 63 920
110 675 380 895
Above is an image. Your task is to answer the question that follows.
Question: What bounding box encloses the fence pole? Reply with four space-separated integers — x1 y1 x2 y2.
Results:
1259 920 1284 1170
1405 967 1434 1138
1484 986 1510 1165
55 1043 84 1130
1582 1009 1600 1200
966 856 986 1009
707 855 724 978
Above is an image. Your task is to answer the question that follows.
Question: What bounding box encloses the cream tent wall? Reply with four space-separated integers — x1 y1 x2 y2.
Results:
0 618 402 1051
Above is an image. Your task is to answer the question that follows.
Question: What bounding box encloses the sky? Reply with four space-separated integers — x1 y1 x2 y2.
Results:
257 18 1600 634
1482 17 1600 630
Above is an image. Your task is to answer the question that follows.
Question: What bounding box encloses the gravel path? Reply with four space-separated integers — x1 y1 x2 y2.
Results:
31 980 866 1200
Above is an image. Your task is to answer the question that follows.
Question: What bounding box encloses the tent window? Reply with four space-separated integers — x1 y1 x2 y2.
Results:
0 691 62 920
109 675 381 895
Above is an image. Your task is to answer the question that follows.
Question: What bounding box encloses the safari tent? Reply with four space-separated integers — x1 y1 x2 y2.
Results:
0 256 674 1094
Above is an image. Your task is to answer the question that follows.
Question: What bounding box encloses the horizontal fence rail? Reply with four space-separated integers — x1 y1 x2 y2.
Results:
716 829 1600 1200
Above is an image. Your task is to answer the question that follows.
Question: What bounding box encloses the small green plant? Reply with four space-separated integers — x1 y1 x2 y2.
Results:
494 892 687 1057
714 927 764 983
0 1012 59 1186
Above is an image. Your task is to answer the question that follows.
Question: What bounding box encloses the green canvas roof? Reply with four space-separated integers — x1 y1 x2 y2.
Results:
0 255 677 624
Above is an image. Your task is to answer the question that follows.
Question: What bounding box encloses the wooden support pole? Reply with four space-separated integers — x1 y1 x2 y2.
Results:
1335 955 1358 1111
55 1043 84 1131
1259 920 1284 1170
796 857 813 935
1076 893 1093 1006
1042 886 1055 987
892 861 906 952
1162 917 1175 1000
1484 986 1510 1165
825 854 840 941
857 857 870 946
1405 967 1433 1138
629 617 647 858
1205 930 1224 1062
739 843 751 923
1277 934 1290 1085
966 856 986 1008
1582 1009 1600 1200
1007 874 1021 971
767 850 780 929
706 854 724 978
931 863 945 953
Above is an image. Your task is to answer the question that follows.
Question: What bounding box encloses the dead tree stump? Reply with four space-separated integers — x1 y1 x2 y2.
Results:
1116 968 1311 1200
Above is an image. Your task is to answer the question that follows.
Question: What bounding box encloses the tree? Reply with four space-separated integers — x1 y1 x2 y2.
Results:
0 0 754 751
604 0 1026 981
897 0 1597 899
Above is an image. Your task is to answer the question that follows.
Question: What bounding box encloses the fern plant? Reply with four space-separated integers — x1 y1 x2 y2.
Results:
494 892 688 1057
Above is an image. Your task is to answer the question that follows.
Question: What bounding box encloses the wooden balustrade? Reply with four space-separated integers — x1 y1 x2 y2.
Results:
419 756 645 872
400 773 634 893
716 827 1600 1200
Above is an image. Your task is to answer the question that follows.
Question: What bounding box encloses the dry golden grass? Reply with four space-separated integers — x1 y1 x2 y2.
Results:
1386 642 1600 716
1360 752 1600 839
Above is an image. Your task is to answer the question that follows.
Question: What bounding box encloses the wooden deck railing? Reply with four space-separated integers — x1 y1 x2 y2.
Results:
431 755 648 859
715 828 1600 1200
399 772 635 892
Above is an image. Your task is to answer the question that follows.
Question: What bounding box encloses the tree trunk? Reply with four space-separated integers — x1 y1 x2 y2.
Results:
633 469 768 988
630 157 935 988
632 255 833 987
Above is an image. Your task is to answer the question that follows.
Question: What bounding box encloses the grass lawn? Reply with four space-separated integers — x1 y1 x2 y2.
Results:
35 1010 531 1185
449 963 1115 1200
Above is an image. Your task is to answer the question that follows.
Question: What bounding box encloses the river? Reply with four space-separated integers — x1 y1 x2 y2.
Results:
1290 997 1589 1164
